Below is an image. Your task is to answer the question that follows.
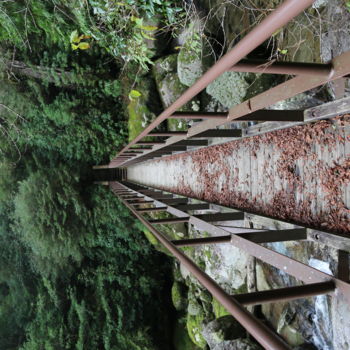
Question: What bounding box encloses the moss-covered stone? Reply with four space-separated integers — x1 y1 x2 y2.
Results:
212 298 230 318
172 281 188 311
177 19 213 87
212 338 262 350
152 54 200 131
173 317 201 350
188 297 203 316
126 75 162 141
206 71 249 108
206 71 277 109
186 311 207 349
202 315 245 349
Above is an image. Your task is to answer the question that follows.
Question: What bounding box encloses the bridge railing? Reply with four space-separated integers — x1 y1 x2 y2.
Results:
108 0 350 168
110 181 350 350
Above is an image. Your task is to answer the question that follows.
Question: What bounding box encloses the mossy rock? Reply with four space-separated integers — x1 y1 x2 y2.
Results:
186 311 207 349
142 228 172 257
171 281 188 311
152 54 200 131
206 71 277 109
212 338 262 350
127 75 162 141
173 263 184 282
188 297 203 316
201 316 245 349
177 19 214 87
173 317 201 350
212 298 230 318
127 99 153 141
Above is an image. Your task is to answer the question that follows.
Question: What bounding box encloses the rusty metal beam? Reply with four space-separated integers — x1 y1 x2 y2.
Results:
162 198 188 205
129 200 154 205
149 217 190 224
173 235 232 247
172 229 306 246
136 141 166 145
175 203 211 211
233 281 335 305
195 212 244 222
137 206 168 213
188 51 350 137
230 60 333 76
237 228 307 243
148 131 188 136
237 109 304 122
168 112 227 120
196 129 242 138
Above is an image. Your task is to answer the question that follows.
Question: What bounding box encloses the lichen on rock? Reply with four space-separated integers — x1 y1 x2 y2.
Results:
212 338 262 350
201 316 245 349
206 71 277 109
177 19 213 87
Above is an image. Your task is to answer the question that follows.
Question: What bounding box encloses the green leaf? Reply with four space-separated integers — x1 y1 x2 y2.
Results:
71 43 79 50
128 90 142 100
140 25 157 31
70 30 79 43
78 42 90 50
141 31 155 40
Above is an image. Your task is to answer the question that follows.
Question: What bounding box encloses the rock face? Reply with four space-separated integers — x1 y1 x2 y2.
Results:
212 339 262 350
201 316 244 349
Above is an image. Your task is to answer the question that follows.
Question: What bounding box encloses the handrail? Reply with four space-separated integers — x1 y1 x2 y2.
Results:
110 0 317 167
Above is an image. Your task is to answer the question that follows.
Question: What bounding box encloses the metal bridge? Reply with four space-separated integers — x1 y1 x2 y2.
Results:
95 1 350 349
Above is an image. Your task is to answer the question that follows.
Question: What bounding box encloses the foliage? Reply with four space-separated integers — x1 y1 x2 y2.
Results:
13 166 87 277
0 0 186 348
173 318 200 350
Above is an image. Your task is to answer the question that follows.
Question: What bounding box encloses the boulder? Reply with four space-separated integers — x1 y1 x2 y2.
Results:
153 54 201 130
171 281 188 311
201 315 244 349
177 19 214 87
153 54 193 110
212 339 262 350
206 71 276 109
187 311 207 348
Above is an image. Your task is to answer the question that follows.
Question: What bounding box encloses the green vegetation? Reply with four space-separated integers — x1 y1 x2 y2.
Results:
186 312 207 348
173 318 200 350
212 298 230 318
171 281 188 311
0 0 186 349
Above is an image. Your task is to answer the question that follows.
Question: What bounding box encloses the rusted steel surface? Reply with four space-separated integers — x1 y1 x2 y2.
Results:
110 0 318 167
